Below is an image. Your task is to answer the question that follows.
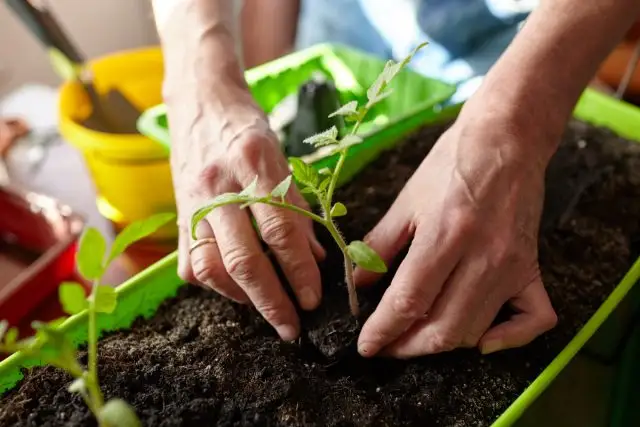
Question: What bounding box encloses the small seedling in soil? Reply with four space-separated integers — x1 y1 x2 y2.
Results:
191 43 428 317
0 213 175 427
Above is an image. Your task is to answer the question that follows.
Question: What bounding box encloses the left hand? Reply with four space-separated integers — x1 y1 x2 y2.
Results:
355 111 558 358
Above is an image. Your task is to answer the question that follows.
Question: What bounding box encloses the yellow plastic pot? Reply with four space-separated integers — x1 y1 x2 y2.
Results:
58 47 177 239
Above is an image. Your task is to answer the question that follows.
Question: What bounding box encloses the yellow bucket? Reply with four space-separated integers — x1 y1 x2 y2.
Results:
58 47 177 239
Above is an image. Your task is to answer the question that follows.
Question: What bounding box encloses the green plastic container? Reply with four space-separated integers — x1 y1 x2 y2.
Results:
2 69 640 426
137 43 455 187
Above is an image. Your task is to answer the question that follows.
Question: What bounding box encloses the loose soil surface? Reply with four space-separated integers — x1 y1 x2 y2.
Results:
2 120 640 427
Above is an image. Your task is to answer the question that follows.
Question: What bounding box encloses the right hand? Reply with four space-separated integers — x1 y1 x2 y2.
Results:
167 81 325 341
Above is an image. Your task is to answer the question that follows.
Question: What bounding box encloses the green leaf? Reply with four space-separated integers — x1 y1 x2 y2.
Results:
300 187 315 194
318 177 331 193
366 88 393 109
59 282 88 315
330 202 347 217
338 135 364 149
108 212 175 264
346 241 387 273
328 101 359 121
367 73 387 103
289 157 319 188
239 175 259 198
68 377 86 394
90 285 117 314
190 192 247 239
303 126 339 147
271 175 292 199
4 327 18 345
32 321 76 362
99 398 142 427
77 228 106 280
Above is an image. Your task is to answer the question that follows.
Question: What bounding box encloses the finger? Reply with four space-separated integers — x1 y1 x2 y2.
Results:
382 254 502 358
209 204 300 341
190 220 249 304
479 280 557 355
177 219 196 283
249 187 323 311
353 198 413 287
357 226 460 357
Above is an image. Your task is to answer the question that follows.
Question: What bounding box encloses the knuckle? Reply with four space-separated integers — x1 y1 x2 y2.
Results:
255 300 288 326
429 328 460 353
391 292 427 321
539 308 559 332
229 134 265 169
447 207 477 241
190 163 225 198
260 216 297 249
223 247 261 283
191 255 223 284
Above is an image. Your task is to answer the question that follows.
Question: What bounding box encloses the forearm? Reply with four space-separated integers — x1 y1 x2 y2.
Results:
151 0 246 100
466 0 640 161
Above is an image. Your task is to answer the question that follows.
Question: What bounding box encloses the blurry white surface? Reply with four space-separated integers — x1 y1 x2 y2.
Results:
0 84 113 238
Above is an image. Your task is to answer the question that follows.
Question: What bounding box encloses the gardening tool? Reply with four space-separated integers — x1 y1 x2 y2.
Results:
4 0 141 134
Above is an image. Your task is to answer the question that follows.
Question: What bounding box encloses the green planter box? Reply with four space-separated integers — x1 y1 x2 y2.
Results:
2 44 640 426
136 43 456 187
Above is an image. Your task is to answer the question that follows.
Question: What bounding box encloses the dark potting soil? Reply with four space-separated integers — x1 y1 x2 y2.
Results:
2 120 640 427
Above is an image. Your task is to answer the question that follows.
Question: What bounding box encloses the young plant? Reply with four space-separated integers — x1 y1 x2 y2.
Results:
191 43 427 316
0 213 175 427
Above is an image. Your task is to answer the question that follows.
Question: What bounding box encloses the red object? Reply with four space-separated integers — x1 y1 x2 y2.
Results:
0 186 85 327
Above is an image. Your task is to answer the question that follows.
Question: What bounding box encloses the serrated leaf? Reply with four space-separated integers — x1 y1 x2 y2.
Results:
59 282 88 315
190 192 247 239
90 285 117 314
77 228 106 280
328 101 359 120
318 177 331 193
289 157 319 188
346 241 387 273
366 88 394 109
367 73 387 102
303 126 339 147
99 398 142 427
68 377 86 394
271 175 292 199
300 187 315 194
239 175 259 198
108 213 175 264
339 135 364 149
330 202 347 217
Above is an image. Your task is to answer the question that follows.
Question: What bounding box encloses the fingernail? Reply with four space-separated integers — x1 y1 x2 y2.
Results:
358 341 379 357
276 324 299 341
480 339 503 355
299 287 320 310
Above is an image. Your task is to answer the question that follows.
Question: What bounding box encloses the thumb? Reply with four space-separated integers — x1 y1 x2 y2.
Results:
479 280 558 355
353 200 412 287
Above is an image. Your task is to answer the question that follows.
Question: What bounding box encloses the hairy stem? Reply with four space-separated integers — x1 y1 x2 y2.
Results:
87 281 104 411
324 217 359 316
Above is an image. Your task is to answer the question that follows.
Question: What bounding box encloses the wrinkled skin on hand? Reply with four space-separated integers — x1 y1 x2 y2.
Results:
355 116 558 358
167 84 325 342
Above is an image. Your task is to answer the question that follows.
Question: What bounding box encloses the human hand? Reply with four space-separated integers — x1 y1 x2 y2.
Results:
355 111 558 358
167 83 325 341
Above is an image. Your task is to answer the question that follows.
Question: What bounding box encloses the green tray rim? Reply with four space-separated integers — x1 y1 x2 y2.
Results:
136 42 457 152
3 84 640 426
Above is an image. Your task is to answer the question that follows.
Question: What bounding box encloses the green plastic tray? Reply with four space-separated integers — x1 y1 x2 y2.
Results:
2 85 640 426
137 43 455 187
